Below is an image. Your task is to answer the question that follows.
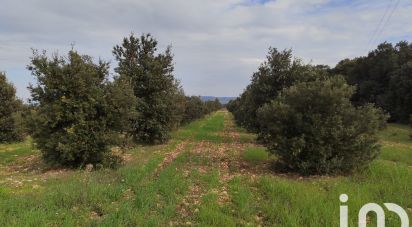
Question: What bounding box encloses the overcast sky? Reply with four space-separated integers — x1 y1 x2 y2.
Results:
0 0 411 100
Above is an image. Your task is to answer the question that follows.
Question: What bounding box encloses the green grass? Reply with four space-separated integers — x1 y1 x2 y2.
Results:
0 111 411 226
242 146 269 164
194 111 225 143
379 124 412 166
0 138 36 165
0 141 192 226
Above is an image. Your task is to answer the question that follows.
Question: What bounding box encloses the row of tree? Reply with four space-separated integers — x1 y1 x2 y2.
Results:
0 34 221 167
227 47 389 175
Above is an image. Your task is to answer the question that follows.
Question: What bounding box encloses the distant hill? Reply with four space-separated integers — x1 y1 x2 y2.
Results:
200 96 236 105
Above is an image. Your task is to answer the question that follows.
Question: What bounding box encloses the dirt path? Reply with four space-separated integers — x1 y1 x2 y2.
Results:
167 110 270 225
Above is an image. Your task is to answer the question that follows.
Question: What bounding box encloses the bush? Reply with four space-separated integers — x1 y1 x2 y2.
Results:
0 72 24 143
28 50 135 167
257 76 388 175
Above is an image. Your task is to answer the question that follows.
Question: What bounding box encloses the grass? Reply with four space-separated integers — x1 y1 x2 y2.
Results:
0 138 35 165
242 146 269 165
0 111 411 226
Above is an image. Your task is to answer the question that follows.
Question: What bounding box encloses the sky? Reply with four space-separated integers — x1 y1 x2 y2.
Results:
0 0 411 100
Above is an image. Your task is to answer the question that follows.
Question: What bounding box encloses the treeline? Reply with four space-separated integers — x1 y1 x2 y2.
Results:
227 45 399 175
334 41 412 123
0 34 221 168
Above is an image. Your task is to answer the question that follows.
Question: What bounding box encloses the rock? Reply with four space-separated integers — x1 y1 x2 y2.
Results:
85 164 93 172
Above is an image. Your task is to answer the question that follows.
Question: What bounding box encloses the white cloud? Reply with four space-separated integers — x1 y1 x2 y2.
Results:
0 0 411 99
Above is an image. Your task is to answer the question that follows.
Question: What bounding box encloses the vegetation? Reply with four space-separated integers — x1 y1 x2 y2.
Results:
410 114 412 139
0 35 410 225
242 146 269 165
6 33 220 168
113 33 185 144
0 72 24 143
228 47 387 175
227 48 327 132
334 41 412 123
0 111 410 226
27 50 136 167
257 76 387 174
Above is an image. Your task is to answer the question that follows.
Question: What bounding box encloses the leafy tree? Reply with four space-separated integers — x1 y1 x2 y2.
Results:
334 41 412 123
182 96 205 124
229 48 329 132
257 76 387 175
169 87 187 129
204 98 222 114
28 50 135 167
386 61 412 122
0 72 24 142
113 34 184 144
212 98 222 111
226 98 239 113
104 77 138 145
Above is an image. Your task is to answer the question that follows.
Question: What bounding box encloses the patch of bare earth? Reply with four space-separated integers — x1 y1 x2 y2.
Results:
171 141 207 226
0 154 73 189
154 141 189 176
172 114 255 224
172 111 275 225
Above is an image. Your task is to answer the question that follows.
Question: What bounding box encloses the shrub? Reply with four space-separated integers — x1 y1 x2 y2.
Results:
28 50 135 167
0 72 24 143
257 76 388 175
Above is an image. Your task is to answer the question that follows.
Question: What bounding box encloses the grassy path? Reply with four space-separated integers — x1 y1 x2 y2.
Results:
0 110 411 226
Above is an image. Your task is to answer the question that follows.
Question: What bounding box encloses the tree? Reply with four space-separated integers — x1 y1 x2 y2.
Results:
28 50 135 167
229 48 329 132
182 96 205 124
104 77 138 145
385 61 412 122
212 98 222 111
204 98 222 114
257 76 387 175
334 41 412 123
0 72 24 143
113 34 184 144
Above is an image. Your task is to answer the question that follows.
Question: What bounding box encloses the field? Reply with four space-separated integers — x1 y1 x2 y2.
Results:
0 110 411 226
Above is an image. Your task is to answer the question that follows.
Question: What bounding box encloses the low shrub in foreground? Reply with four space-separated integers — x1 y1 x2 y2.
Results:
257 76 388 175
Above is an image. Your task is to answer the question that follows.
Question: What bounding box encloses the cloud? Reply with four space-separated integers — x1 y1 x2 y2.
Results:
0 0 411 100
